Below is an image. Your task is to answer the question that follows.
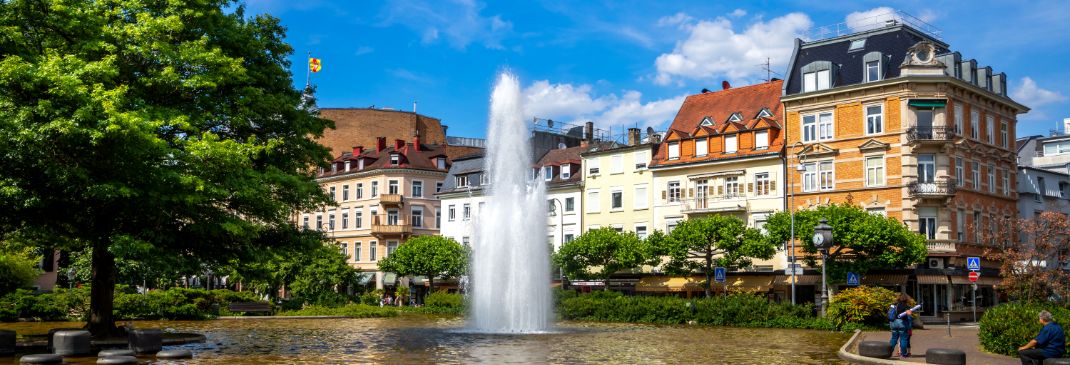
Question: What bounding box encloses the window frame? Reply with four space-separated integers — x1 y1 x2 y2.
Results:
865 60 880 82
695 138 708 157
865 103 883 135
411 180 423 198
865 155 885 187
724 134 738 154
667 181 681 203
586 190 600 213
611 154 624 174
972 161 981 190
610 189 623 210
633 184 648 209
754 172 771 196
955 158 964 187
668 142 680 160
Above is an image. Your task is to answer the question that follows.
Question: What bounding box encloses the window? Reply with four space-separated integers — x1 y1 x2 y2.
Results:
724 176 741 197
564 234 575 243
803 72 816 92
587 190 600 212
970 110 979 139
357 159 364 170
354 242 361 262
701 117 713 126
865 156 885 187
463 203 471 220
955 158 964 187
611 154 624 174
412 207 423 228
667 181 681 202
728 113 742 123
695 138 708 156
302 215 309 229
1000 122 1008 148
388 180 399 195
544 166 554 181
634 185 648 209
957 209 965 242
329 186 336 201
803 69 831 92
849 38 866 51
448 205 456 221
973 212 981 242
1002 171 1010 196
803 161 834 192
724 134 737 154
954 103 964 134
749 131 768 151
436 182 443 193
986 115 995 144
457 175 469 187
915 109 933 129
988 164 996 193
462 237 470 247
386 210 399 225
972 161 981 190
588 158 600 175
611 190 623 210
412 181 423 197
344 161 351 172
339 243 348 259
634 150 649 170
919 215 937 240
865 104 883 135
436 157 446 169
635 225 648 240
355 209 363 228
371 181 379 197
867 207 887 217
435 209 441 228
918 154 935 183
342 185 350 201
342 212 349 229
565 197 575 212
316 215 323 230
390 153 400 165
356 183 363 199
813 112 833 140
754 173 771 195
561 164 571 179
668 142 680 160
328 213 335 230
817 69 830 90
387 241 398 257
865 60 880 82
802 115 816 142
481 173 489 185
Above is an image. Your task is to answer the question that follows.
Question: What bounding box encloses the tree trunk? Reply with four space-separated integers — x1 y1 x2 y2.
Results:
604 276 610 291
428 275 435 294
87 241 118 338
704 248 713 298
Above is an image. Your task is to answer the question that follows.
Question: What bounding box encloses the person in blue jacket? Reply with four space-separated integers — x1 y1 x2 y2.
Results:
1018 310 1066 365
889 293 914 358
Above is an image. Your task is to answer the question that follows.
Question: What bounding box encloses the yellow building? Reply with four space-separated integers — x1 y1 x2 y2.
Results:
580 131 656 239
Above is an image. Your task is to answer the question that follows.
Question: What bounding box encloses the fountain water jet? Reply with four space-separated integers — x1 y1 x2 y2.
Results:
468 72 552 333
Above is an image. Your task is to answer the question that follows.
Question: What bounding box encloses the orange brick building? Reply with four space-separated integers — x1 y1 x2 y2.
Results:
782 23 1028 320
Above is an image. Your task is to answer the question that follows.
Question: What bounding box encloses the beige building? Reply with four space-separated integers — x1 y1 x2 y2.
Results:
581 132 657 239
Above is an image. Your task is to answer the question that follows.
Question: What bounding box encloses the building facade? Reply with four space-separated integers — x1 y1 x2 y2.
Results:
580 132 657 238
536 146 585 252
1016 119 1070 174
781 23 1027 321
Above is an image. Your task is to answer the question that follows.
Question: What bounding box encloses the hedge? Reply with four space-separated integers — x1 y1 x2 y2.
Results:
980 303 1070 357
0 287 263 321
276 304 399 318
827 286 919 330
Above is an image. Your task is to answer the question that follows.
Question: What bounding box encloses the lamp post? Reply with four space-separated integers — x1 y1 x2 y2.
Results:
812 218 834 317
788 141 807 305
550 197 566 289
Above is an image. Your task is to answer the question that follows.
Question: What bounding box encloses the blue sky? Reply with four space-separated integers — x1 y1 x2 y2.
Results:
243 0 1070 139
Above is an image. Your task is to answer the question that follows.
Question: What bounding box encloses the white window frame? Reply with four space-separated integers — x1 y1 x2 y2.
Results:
802 115 816 142
865 60 880 82
803 72 817 92
755 172 771 196
457 175 468 187
865 155 885 187
342 185 350 201
955 158 964 187
1002 171 1010 196
586 190 600 213
724 176 741 198
565 197 575 212
354 241 361 262
387 241 399 257
695 138 708 157
390 153 400 165
448 205 456 222
816 69 830 90
635 224 648 240
818 112 833 140
954 103 964 135
561 164 571 180
667 181 681 203
388 180 399 195
355 208 363 228
634 150 648 170
610 189 623 210
544 165 554 181
371 181 379 197
587 158 600 176
412 206 424 228
668 142 680 160
634 184 648 210
986 115 995 144
755 130 769 150
972 161 981 190
611 154 624 174
1000 121 1008 148
436 157 446 170
865 104 883 135
988 164 996 193
463 203 471 221
970 109 980 139
412 180 423 198
342 211 349 229
919 215 937 240
369 241 377 261
356 183 363 199
724 134 738 154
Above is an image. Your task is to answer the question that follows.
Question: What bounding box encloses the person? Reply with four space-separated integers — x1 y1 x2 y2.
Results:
889 293 914 358
1019 310 1066 365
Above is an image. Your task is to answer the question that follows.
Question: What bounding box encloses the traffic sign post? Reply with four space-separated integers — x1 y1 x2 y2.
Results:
847 272 860 286
968 271 979 323
967 257 981 271
714 267 727 297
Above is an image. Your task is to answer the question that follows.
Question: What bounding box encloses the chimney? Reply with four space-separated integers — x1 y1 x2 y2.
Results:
413 136 421 151
395 139 405 150
627 128 640 146
377 137 386 152
1063 118 1070 135
353 146 364 156
584 121 594 143
722 80 731 90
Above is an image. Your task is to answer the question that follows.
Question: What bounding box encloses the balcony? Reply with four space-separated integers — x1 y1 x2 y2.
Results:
379 194 404 206
926 239 957 254
371 214 413 237
906 126 957 144
907 179 957 199
679 196 748 214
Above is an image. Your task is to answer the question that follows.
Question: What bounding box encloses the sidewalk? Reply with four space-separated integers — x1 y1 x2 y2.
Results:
858 324 1016 365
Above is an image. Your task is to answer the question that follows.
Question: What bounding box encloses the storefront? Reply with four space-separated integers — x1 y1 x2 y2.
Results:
634 275 776 298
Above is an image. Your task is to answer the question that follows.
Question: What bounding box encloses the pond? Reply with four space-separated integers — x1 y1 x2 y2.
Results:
1 316 850 364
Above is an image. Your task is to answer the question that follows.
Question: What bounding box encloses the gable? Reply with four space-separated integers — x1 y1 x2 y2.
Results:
798 142 839 158
857 138 891 152
700 116 714 126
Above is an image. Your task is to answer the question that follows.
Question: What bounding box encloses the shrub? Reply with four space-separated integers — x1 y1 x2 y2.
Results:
278 303 399 318
980 303 1070 356
360 289 384 306
425 291 463 309
826 286 914 329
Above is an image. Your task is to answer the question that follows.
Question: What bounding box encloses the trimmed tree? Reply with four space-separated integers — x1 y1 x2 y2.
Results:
763 203 928 284
377 236 467 292
0 1 332 336
553 228 645 290
660 215 774 298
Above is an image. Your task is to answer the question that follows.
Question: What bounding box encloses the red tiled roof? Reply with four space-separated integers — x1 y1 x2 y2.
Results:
319 140 450 177
537 146 585 166
667 80 783 135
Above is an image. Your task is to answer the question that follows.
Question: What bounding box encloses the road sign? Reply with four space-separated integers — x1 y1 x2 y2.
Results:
714 267 726 283
787 264 804 276
967 257 981 271
847 272 860 286
968 271 979 283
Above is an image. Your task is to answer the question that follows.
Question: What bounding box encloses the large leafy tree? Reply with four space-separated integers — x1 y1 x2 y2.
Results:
0 246 40 295
661 215 773 298
0 0 332 336
764 203 927 284
377 236 467 292
553 228 645 290
984 212 1070 304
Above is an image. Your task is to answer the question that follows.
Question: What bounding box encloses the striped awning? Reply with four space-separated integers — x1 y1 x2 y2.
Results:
726 276 775 292
950 276 1000 286
916 274 950 285
774 275 821 286
861 274 909 286
636 276 706 292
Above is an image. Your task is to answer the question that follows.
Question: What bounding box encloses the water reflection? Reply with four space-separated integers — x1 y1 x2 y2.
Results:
1 316 849 364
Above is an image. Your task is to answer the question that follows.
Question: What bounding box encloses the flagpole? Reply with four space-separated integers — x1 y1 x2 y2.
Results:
305 50 311 88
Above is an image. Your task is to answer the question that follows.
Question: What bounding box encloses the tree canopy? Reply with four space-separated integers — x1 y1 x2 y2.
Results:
984 212 1070 303
377 236 467 292
553 228 645 290
764 203 928 284
660 215 773 297
0 0 332 336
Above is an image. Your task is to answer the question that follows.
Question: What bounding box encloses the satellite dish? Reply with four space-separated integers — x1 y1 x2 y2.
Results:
646 127 656 136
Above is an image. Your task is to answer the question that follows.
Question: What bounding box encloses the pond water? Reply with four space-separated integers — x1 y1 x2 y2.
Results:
1 316 850 364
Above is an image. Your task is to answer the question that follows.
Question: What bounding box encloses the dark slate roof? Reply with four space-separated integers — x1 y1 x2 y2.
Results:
535 146 585 186
439 154 485 192
784 25 946 95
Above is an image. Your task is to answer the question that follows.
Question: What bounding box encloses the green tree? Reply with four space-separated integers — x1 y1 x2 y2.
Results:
0 247 41 295
0 1 332 336
553 228 644 290
764 203 927 284
660 215 773 298
377 236 467 292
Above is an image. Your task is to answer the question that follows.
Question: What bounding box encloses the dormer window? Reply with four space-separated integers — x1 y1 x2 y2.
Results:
344 161 351 172
390 153 400 166
457 175 469 187
543 166 553 181
724 134 738 154
480 173 489 185
561 164 571 179
700 117 713 126
728 113 742 123
756 108 772 119
863 51 883 82
668 142 680 160
436 157 446 170
357 159 364 170
695 138 708 157
802 61 832 92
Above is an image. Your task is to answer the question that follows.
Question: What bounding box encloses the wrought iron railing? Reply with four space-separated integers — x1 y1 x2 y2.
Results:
906 126 957 142
907 179 957 197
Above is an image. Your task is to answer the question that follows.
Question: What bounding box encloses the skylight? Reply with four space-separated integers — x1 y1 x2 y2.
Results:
849 38 866 51
700 117 713 126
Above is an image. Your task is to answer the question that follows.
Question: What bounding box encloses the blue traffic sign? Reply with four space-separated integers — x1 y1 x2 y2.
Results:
714 267 726 283
967 257 981 271
847 272 860 286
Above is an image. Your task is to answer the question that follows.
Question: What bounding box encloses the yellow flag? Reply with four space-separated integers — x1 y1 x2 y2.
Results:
309 58 322 73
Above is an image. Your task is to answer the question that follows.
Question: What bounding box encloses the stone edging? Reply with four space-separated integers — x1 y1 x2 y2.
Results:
217 316 350 320
837 329 909 365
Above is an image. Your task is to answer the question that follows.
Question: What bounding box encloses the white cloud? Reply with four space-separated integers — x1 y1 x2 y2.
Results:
1012 77 1068 108
845 7 898 33
657 12 694 28
653 13 812 84
730 9 747 18
522 80 684 130
379 0 513 50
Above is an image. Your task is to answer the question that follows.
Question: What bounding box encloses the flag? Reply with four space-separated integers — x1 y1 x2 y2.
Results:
309 57 322 73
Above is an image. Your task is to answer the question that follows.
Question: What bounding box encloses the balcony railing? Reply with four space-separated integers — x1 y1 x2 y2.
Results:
906 126 957 143
371 214 415 236
926 239 957 253
679 196 749 214
907 179 957 198
379 194 404 206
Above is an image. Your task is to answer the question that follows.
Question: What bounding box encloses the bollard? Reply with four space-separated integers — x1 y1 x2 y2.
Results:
98 349 135 357
96 355 138 365
18 354 63 364
857 341 893 359
925 348 966 365
946 312 951 337
52 330 92 356
128 328 162 355
156 349 193 359
0 330 15 357
45 328 81 353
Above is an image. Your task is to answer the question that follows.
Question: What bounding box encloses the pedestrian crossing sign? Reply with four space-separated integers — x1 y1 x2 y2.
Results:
847 272 860 286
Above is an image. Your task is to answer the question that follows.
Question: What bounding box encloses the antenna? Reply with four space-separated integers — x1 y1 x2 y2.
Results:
757 57 781 82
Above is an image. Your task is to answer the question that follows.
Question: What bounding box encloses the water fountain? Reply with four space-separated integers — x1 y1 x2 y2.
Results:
468 72 552 333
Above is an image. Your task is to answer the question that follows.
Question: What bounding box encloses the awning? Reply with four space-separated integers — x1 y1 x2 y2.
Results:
410 276 429 286
908 99 947 108
861 274 908 286
950 276 1001 286
636 276 706 292
356 273 374 286
774 275 821 286
726 275 775 292
381 272 397 285
916 274 950 285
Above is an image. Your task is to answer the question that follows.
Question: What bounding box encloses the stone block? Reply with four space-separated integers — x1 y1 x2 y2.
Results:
52 330 92 356
128 329 162 355
857 341 893 359
924 348 966 365
19 354 63 364
0 330 15 356
97 355 138 364
156 349 193 359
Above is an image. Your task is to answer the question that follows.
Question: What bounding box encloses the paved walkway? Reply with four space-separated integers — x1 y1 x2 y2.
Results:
859 324 1016 365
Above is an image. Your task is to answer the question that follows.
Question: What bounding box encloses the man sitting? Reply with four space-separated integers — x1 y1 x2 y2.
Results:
1019 310 1066 365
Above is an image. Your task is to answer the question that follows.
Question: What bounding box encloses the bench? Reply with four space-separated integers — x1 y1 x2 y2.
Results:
227 302 273 315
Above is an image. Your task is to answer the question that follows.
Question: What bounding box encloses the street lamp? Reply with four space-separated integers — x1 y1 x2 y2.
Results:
812 218 834 317
788 141 807 305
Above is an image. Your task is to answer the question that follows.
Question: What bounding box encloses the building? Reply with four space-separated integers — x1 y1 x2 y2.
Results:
537 146 585 252
580 129 657 238
1016 118 1070 174
1016 166 1070 220
781 18 1027 321
317 107 483 163
437 153 487 249
302 136 451 290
